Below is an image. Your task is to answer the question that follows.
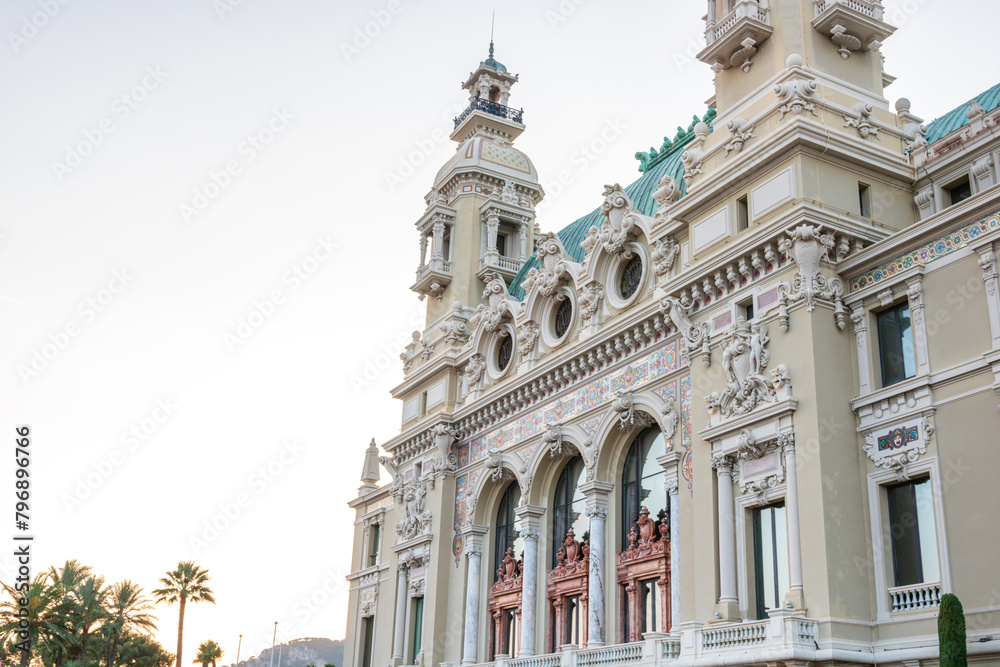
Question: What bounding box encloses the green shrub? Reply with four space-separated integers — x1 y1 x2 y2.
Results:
938 593 967 667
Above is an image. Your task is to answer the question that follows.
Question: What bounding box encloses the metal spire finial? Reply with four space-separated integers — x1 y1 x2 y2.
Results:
489 10 495 58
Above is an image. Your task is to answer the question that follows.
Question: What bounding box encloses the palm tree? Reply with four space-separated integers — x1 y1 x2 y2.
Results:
152 563 215 667
73 575 109 664
104 581 157 667
0 573 72 667
192 641 221 667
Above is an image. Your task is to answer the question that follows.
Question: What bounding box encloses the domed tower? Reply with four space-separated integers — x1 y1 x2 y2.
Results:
410 41 544 326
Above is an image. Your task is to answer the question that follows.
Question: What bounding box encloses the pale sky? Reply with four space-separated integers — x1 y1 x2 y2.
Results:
1 0 995 664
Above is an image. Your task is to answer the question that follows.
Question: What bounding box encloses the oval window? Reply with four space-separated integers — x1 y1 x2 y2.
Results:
619 255 643 299
497 332 513 370
554 298 573 339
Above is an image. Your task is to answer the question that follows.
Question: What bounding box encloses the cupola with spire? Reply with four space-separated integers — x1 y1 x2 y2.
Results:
409 32 543 328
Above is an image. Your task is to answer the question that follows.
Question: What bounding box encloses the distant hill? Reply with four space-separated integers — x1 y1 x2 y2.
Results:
225 638 345 667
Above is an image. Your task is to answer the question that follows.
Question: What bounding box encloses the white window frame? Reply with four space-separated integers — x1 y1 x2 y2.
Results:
866 456 952 621
735 482 789 619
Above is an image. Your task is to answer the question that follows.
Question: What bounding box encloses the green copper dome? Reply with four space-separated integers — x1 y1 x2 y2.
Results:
483 41 507 72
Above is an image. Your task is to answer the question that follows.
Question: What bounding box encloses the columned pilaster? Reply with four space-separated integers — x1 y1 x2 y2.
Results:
393 560 409 661
462 525 489 666
580 480 613 647
851 306 871 395
486 213 500 258
432 220 446 263
514 505 545 657
419 234 428 268
517 223 527 261
905 276 930 376
781 434 805 611
712 455 739 620
976 245 1000 346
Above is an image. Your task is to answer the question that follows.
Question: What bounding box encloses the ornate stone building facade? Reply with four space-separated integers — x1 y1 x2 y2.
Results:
345 5 1000 667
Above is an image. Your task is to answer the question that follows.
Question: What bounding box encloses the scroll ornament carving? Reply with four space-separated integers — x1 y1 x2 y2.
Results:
500 179 519 205
584 505 608 520
775 78 820 118
706 318 778 419
439 303 470 346
658 296 712 366
612 392 655 431
464 353 486 388
394 477 431 540
598 184 648 258
680 123 709 186
517 320 540 358
578 281 604 324
468 273 516 333
651 238 680 285
521 232 571 297
844 102 879 139
652 174 681 223
724 118 755 155
400 331 420 373
777 224 847 331
484 448 511 484
543 423 571 459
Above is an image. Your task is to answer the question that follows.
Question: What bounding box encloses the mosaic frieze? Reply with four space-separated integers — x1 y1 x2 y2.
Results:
850 211 999 292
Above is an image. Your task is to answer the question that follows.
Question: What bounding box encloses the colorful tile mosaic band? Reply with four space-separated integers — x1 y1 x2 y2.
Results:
458 340 685 468
850 211 1000 292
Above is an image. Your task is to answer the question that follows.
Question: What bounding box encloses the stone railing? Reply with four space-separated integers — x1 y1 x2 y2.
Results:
814 0 884 20
889 582 942 612
658 637 681 660
506 654 561 667
712 0 771 43
576 642 643 667
795 618 818 644
701 620 768 650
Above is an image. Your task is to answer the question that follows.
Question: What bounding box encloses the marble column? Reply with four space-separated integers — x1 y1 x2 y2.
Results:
462 526 488 666
514 505 545 657
657 451 681 633
781 434 805 610
393 561 409 660
706 0 717 42
712 456 739 620
580 480 613 647
517 223 527 260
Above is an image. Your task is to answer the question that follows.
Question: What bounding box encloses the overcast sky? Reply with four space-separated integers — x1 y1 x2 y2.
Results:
1 0 995 663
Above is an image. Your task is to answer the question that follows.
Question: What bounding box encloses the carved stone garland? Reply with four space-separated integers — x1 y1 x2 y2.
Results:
777 224 847 331
393 476 432 541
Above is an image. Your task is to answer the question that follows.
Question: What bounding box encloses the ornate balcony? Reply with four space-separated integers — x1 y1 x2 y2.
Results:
889 581 941 613
697 0 773 72
410 258 453 301
812 0 895 59
455 97 524 129
477 253 524 284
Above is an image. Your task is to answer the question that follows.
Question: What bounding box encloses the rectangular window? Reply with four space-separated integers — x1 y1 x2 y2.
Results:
876 303 916 387
946 177 972 206
368 524 380 567
887 478 940 587
360 617 375 667
640 578 659 634
411 597 424 659
753 503 789 620
565 594 581 646
740 299 755 322
736 196 749 232
496 233 507 257
859 183 872 218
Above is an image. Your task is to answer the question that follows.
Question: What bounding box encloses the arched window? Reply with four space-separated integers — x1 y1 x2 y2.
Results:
552 456 587 565
495 483 523 579
620 427 667 549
